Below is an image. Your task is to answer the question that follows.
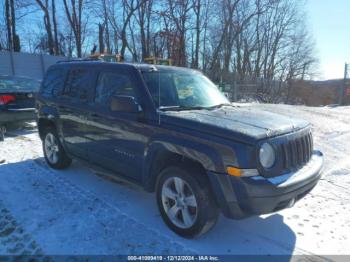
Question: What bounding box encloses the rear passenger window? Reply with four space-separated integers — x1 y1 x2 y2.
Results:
63 68 91 102
41 68 66 97
95 72 136 106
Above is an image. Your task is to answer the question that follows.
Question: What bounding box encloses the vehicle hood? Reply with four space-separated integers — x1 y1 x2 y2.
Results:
160 105 310 144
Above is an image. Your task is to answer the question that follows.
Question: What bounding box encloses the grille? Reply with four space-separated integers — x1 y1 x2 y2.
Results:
281 132 313 170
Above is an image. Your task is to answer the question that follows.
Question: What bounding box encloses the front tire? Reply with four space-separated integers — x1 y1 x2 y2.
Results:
42 127 72 169
156 165 219 238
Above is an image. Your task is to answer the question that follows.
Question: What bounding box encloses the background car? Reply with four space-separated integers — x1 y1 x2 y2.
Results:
0 75 40 140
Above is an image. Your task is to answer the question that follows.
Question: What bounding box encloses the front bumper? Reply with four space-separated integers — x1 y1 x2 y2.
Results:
0 108 36 124
208 151 323 219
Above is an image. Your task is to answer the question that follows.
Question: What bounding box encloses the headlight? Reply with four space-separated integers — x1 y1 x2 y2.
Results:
259 143 275 169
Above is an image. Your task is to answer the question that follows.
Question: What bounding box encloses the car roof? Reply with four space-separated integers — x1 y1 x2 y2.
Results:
52 60 202 74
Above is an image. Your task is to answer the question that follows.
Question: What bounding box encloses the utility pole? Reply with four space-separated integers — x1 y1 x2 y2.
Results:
340 63 349 105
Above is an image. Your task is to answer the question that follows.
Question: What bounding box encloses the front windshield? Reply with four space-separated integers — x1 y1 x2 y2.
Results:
142 70 229 110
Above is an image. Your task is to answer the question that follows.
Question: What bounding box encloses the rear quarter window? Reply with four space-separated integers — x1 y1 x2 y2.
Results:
41 68 66 98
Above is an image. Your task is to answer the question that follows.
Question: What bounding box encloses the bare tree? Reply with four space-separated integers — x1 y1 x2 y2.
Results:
101 0 111 52
165 0 193 66
135 0 153 60
63 0 87 57
5 0 20 51
35 0 55 55
121 0 144 57
192 0 200 68
4 0 317 101
107 0 145 58
5 0 12 50
207 0 241 78
51 0 59 54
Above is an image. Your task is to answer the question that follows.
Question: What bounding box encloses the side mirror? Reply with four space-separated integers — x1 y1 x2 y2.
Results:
110 95 142 113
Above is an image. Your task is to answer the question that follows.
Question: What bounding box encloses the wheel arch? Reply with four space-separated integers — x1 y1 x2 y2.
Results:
37 118 57 140
142 140 224 193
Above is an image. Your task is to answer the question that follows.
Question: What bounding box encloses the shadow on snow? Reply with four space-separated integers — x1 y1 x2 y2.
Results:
0 157 296 257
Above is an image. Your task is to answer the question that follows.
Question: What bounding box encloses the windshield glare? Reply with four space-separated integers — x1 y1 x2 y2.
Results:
0 76 40 90
142 71 229 109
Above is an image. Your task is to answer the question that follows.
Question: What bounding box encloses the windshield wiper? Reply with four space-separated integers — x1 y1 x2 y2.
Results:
159 103 233 111
159 105 209 111
207 103 232 109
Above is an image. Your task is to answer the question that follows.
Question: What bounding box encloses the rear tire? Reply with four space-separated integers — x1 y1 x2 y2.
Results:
156 164 219 238
42 127 72 169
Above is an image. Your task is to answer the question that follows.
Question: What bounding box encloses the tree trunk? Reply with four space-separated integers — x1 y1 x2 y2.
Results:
5 0 12 50
98 23 104 53
102 0 110 53
10 0 19 51
120 1 142 57
146 1 152 57
52 0 59 55
45 12 54 55
63 0 83 57
139 1 147 60
194 0 201 69
35 0 54 55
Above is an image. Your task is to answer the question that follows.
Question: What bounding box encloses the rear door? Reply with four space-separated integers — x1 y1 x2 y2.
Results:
59 66 96 160
37 66 67 131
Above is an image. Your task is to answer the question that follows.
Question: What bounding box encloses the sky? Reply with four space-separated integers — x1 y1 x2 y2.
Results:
1 0 349 81
307 0 350 80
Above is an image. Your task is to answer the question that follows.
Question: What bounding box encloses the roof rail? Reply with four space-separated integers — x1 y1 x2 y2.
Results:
56 57 103 64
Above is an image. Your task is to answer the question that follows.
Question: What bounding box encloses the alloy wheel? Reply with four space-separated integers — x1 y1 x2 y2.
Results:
44 133 59 164
161 177 198 229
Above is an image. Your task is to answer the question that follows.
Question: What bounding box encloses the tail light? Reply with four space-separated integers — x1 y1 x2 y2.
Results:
0 95 16 105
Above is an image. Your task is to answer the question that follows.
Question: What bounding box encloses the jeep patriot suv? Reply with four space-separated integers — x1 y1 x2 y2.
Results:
36 61 323 238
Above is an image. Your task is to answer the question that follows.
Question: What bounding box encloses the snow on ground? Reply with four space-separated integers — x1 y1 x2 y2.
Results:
0 104 349 258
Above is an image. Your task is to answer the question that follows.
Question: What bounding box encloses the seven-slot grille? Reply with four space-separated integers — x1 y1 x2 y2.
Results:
282 132 313 170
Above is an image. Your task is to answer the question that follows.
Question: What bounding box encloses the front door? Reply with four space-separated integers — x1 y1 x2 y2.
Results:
85 70 149 182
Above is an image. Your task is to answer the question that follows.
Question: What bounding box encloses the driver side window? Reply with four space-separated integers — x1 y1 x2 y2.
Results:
95 71 136 107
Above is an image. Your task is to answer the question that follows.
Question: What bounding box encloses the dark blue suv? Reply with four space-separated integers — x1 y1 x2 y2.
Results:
36 61 323 238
